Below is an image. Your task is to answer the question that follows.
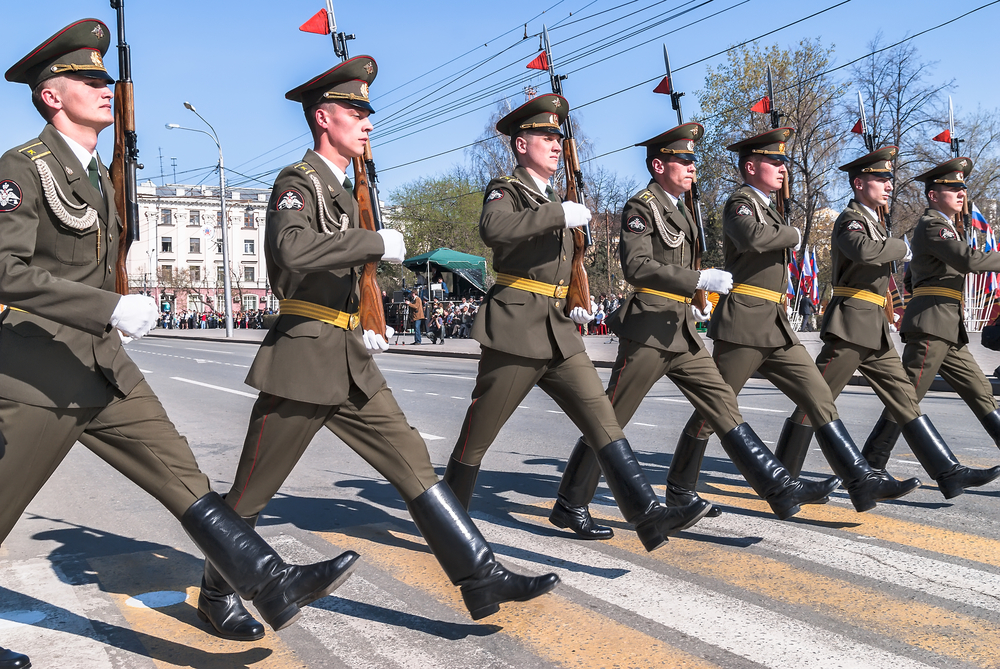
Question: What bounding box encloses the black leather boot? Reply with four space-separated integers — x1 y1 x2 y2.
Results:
197 512 265 641
443 457 480 511
407 482 559 620
720 424 841 520
0 647 29 669
549 438 614 539
774 418 813 478
596 439 711 552
665 432 721 517
860 415 904 485
981 409 1000 447
815 420 921 512
902 415 1000 499
181 492 359 631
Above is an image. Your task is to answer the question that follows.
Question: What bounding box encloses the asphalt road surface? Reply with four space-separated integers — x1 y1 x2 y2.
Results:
3 337 1000 668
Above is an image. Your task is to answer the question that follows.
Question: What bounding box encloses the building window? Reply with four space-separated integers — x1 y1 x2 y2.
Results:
243 210 255 228
161 236 172 253
161 209 172 226
189 238 201 254
160 264 172 277
189 294 202 312
244 239 255 254
217 266 226 283
266 294 279 311
243 266 255 282
242 294 258 311
218 211 225 225
215 240 223 253
190 265 201 282
190 210 201 227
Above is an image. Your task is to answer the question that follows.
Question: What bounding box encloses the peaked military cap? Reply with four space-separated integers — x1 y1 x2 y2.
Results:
495 94 568 137
286 55 378 112
840 146 897 180
727 127 794 162
636 122 703 161
915 156 973 188
6 19 113 88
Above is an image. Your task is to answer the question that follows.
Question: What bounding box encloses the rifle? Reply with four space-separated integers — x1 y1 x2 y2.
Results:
765 65 792 220
315 1 388 337
109 0 141 296
947 97 971 242
541 26 592 316
663 45 709 313
857 92 898 283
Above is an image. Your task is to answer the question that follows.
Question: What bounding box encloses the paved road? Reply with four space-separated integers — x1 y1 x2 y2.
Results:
3 338 1000 668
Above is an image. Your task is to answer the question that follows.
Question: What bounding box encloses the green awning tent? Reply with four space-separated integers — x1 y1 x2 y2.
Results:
402 248 487 294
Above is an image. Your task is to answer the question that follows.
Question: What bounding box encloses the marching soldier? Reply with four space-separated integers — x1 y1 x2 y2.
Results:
861 157 1000 491
549 123 839 540
0 20 357 667
198 56 558 638
443 95 711 553
773 148 1000 498
676 129 920 512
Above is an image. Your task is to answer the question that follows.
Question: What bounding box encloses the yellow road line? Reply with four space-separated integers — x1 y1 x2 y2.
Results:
315 524 719 669
89 550 304 669
517 509 1000 667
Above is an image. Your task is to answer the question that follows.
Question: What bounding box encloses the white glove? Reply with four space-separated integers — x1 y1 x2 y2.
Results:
893 312 901 323
363 328 390 352
118 330 133 346
792 227 802 252
696 268 733 294
561 201 592 229
110 294 158 339
692 302 712 322
377 229 406 264
569 306 594 324
902 240 913 263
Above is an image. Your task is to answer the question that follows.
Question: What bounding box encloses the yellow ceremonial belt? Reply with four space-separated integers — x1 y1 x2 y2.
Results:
730 283 786 305
495 273 569 299
636 287 692 304
278 299 360 330
912 286 963 302
832 287 886 307
7 307 26 313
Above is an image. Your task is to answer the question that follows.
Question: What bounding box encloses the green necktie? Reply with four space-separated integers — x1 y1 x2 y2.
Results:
87 157 101 191
343 176 353 191
545 184 559 203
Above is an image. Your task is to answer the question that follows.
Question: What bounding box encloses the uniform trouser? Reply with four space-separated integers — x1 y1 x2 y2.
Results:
789 337 922 426
451 348 623 466
876 334 998 424
226 384 439 516
606 338 743 435
0 379 211 542
682 340 838 439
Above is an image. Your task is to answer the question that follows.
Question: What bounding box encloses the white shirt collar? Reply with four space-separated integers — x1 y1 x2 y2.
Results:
530 174 552 197
745 184 771 205
662 190 679 207
857 201 879 222
56 130 98 175
929 208 953 223
313 151 348 188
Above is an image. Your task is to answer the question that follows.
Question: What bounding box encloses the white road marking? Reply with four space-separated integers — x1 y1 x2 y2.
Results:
652 397 785 413
419 433 444 441
546 410 564 414
181 347 235 354
139 369 152 374
169 377 258 398
426 392 439 396
402 389 414 392
632 422 657 427
451 396 465 400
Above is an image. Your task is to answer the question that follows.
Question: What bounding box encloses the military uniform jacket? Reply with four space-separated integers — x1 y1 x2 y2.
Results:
900 208 1000 346
820 200 907 350
472 166 583 360
607 180 701 353
708 185 800 347
245 149 386 405
0 124 140 408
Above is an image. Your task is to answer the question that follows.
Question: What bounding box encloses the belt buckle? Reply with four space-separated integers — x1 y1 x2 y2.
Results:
555 285 569 299
348 312 360 330
780 294 787 306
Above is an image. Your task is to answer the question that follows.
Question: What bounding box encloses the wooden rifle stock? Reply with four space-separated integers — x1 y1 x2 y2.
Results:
110 80 134 296
353 144 388 338
562 137 591 316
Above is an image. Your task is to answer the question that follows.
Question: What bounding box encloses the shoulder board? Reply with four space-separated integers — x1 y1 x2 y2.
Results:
18 141 50 161
497 175 518 182
292 162 315 175
638 190 656 202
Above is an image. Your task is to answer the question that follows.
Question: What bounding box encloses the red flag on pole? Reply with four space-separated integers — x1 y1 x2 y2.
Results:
850 119 863 134
526 52 548 71
932 129 951 143
300 9 330 35
653 76 671 95
750 96 771 114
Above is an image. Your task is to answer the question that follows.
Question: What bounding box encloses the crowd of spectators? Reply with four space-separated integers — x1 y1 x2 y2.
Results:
157 309 275 330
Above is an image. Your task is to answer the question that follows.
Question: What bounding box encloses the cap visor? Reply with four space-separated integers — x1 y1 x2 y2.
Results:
348 100 375 114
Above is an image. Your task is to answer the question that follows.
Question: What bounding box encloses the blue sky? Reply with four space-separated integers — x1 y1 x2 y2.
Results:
2 0 996 199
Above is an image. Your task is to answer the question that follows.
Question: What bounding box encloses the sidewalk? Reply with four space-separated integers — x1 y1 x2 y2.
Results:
147 328 1000 395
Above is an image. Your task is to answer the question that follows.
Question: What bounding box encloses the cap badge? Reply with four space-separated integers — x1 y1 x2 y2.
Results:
549 114 558 124
778 142 785 152
782 129 790 139
885 161 893 171
551 98 561 108
959 159 968 168
91 51 103 68
92 25 104 39
363 61 373 74
359 82 369 98
889 148 897 157
686 141 694 151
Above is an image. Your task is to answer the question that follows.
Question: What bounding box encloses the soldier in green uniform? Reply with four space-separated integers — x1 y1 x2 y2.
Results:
773 148 1000 499
0 20 360 667
198 56 558 638
860 157 1000 491
548 123 840 539
675 128 920 513
443 95 711 553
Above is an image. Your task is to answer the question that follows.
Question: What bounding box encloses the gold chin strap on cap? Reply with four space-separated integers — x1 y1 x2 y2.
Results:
495 273 569 299
832 287 887 307
278 299 360 330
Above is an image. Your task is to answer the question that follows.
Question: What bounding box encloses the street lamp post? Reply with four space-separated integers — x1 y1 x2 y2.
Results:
166 102 234 337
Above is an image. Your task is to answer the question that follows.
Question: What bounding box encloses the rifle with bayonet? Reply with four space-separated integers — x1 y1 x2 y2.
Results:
662 45 709 314
765 65 792 220
947 96 971 242
314 0 388 338
542 25 592 317
109 0 141 296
